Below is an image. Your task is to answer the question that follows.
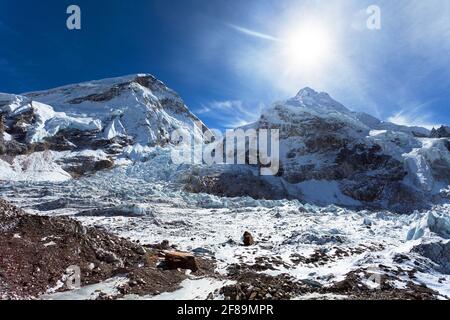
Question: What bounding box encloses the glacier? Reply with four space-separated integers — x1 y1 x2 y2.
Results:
1 74 449 300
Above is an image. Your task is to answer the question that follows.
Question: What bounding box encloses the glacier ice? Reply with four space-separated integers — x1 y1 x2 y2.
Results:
407 211 450 240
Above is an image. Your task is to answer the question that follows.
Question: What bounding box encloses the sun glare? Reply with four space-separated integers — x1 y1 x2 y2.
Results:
279 22 332 71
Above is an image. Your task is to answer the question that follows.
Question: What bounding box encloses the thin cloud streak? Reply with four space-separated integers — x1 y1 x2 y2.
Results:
227 1 448 127
227 24 280 42
195 100 263 129
387 101 442 130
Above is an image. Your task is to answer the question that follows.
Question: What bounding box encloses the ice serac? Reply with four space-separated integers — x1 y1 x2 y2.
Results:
0 74 206 181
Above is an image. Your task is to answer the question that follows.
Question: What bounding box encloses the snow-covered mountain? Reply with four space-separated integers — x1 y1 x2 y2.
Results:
1 78 450 300
24 74 205 146
286 87 430 137
1 76 448 212
188 88 449 213
0 74 206 181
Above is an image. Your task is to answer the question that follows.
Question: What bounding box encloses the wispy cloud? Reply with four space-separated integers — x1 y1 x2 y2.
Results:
387 101 441 130
227 24 280 42
195 100 263 129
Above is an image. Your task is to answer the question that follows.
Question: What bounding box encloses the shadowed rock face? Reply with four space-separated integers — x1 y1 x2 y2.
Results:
413 241 450 275
0 109 35 156
431 126 450 138
0 112 116 177
67 86 124 104
0 95 117 177
58 157 115 178
189 113 412 209
183 170 289 200
334 144 408 204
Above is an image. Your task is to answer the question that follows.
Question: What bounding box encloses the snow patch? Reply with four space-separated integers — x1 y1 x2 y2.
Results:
297 180 361 206
0 151 71 182
128 278 235 300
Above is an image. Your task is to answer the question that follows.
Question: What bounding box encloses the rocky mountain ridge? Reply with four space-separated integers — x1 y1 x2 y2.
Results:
1 76 449 212
0 74 206 180
187 88 449 212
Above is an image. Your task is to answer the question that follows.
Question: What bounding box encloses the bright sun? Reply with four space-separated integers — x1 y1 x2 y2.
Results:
279 22 332 71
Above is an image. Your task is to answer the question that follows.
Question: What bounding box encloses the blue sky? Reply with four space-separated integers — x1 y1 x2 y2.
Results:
0 0 449 130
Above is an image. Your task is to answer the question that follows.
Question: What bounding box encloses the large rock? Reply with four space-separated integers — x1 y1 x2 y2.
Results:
243 232 255 246
164 251 198 272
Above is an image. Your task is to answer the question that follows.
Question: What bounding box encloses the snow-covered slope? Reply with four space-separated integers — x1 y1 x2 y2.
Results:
25 74 204 147
269 89 448 211
188 88 448 213
0 74 206 181
282 87 429 137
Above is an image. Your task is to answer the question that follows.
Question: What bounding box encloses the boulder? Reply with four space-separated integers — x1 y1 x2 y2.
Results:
243 232 255 246
164 251 198 272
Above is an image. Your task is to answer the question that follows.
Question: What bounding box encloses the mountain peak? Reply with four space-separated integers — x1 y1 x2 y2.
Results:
296 87 318 98
294 87 334 102
430 125 450 138
287 87 349 114
4 73 206 150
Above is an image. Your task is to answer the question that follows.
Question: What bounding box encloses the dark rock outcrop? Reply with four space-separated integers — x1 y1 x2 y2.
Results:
58 156 114 178
413 241 450 274
430 126 450 138
183 170 289 200
0 199 212 300
0 199 147 299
